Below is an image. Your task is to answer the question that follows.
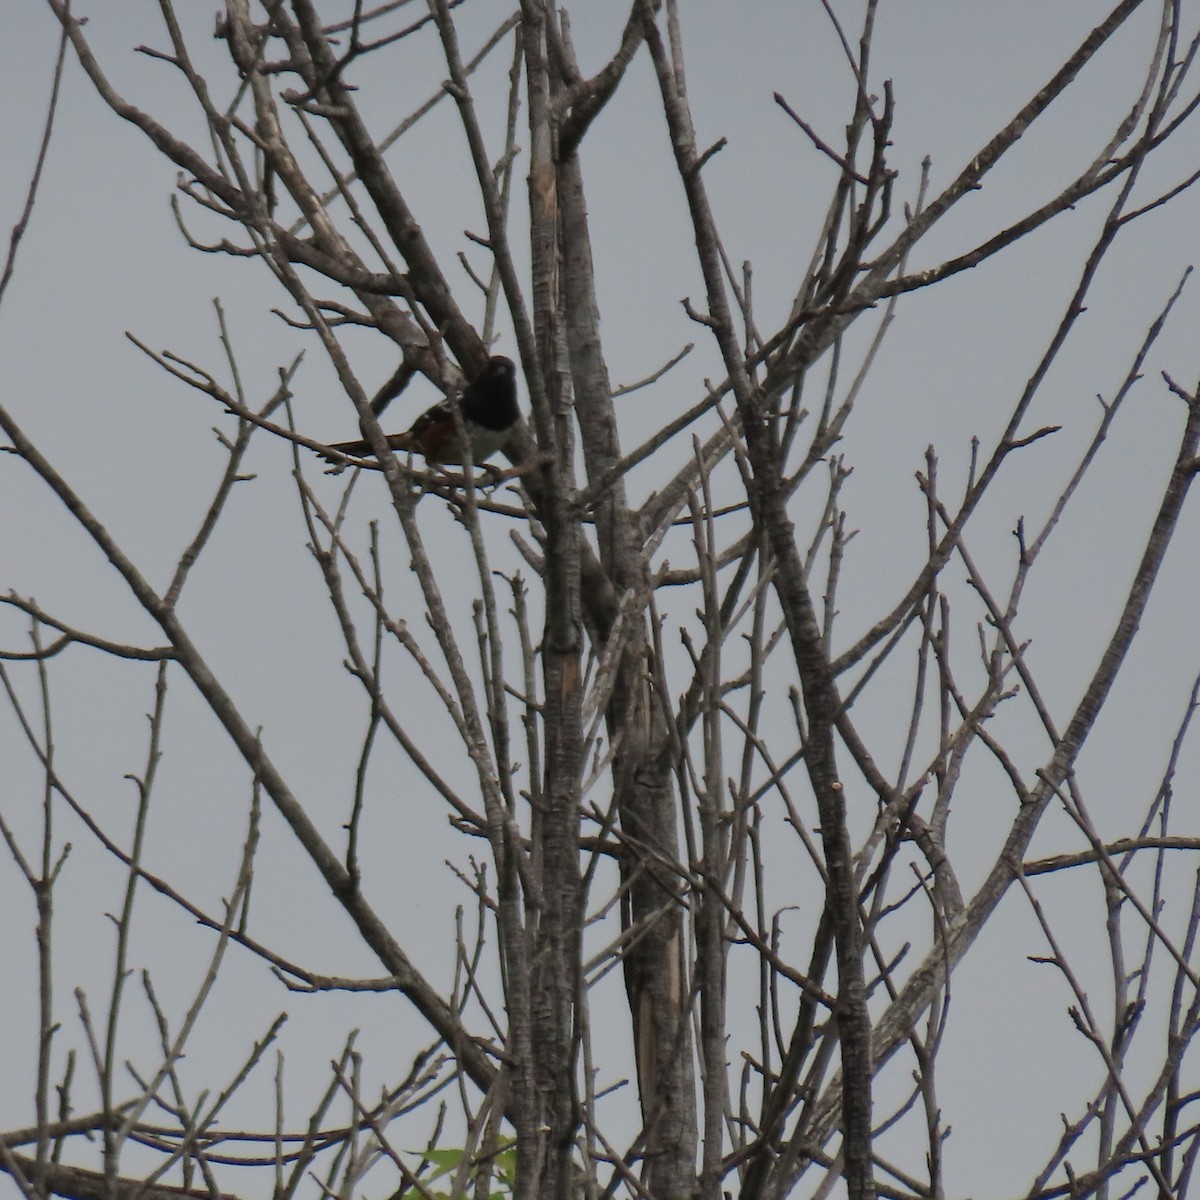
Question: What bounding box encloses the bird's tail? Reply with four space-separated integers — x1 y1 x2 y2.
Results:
317 432 416 464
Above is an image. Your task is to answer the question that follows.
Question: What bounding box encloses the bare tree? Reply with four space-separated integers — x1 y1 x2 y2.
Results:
4 3 1200 1200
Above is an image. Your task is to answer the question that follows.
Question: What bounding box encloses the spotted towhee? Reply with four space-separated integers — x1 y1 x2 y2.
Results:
319 356 519 468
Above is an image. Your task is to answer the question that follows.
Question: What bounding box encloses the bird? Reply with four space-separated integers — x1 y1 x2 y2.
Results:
318 356 519 468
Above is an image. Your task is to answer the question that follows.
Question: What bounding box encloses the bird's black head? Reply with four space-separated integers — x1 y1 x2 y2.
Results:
463 355 519 428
